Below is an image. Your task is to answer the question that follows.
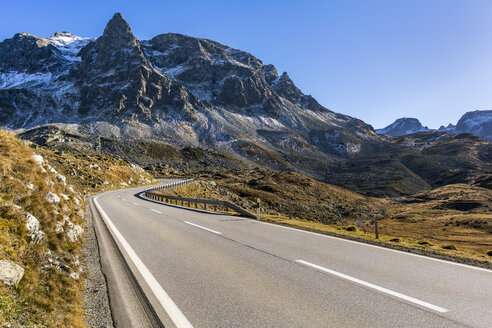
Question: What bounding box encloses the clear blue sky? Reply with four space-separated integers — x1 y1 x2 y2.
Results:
2 0 492 129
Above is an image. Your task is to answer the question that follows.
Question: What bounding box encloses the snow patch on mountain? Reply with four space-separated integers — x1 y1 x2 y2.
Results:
48 32 94 62
48 31 90 48
0 72 52 89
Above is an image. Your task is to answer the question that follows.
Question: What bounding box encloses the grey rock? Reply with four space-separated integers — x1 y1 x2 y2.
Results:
46 191 61 204
25 213 45 244
0 260 24 286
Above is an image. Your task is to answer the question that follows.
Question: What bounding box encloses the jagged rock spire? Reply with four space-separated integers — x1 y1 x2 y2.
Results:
98 13 139 50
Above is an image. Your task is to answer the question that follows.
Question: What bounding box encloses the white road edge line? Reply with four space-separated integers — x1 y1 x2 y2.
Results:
253 220 492 273
184 221 222 235
150 209 162 214
94 195 193 328
133 202 140 206
296 259 449 313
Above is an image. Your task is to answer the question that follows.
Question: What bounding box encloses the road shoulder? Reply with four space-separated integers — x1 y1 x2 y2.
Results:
83 202 114 327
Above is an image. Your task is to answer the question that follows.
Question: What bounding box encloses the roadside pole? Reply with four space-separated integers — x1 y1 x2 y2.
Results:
375 219 379 239
257 198 261 220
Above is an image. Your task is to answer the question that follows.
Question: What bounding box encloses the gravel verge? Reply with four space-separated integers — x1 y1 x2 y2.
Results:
82 203 114 327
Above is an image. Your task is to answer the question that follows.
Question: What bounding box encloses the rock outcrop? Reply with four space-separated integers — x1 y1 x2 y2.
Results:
25 213 44 244
0 260 24 286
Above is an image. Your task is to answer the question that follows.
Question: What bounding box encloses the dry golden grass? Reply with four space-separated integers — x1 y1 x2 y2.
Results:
383 184 492 256
0 130 155 327
0 130 85 327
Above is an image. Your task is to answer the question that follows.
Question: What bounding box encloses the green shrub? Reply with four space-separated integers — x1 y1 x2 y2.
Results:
442 244 457 250
389 238 400 242
487 251 492 256
345 225 357 232
418 240 432 246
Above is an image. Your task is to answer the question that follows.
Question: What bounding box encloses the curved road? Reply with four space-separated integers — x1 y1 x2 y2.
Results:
94 181 492 327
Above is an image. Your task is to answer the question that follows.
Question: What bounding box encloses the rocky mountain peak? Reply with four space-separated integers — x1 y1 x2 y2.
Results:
53 31 75 38
77 12 148 72
274 72 301 103
456 110 492 141
98 13 139 50
376 117 430 136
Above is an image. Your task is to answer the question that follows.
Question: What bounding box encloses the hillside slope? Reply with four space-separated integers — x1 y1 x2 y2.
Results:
0 130 154 327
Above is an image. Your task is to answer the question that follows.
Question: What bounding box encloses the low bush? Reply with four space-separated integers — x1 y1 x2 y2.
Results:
418 240 432 246
345 225 358 232
442 244 458 250
389 238 400 242
487 251 492 256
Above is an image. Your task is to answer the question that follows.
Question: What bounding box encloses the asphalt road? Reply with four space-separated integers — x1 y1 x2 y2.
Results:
94 181 492 328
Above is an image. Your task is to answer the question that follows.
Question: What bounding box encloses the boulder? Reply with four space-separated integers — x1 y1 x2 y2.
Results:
0 260 24 285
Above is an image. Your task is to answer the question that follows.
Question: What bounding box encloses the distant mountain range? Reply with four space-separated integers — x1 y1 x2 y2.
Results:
1 13 491 197
377 110 492 141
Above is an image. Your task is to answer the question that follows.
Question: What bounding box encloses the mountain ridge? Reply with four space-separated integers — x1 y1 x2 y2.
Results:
378 110 492 141
0 13 376 145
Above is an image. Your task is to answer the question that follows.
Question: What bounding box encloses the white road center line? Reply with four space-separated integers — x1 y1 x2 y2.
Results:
184 221 222 235
296 259 449 313
94 195 193 328
150 209 162 214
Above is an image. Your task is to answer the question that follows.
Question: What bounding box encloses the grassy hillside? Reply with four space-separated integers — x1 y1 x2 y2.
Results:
164 169 492 264
164 168 387 224
0 130 154 327
384 184 492 254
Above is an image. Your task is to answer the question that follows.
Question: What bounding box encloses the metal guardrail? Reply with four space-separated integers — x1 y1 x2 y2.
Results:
146 179 196 192
143 179 257 219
